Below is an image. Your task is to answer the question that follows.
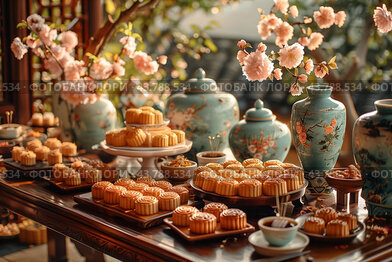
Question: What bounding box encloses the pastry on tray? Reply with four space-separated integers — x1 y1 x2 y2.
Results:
220 208 247 230
315 207 338 223
61 142 77 156
119 190 143 210
303 216 325 235
47 150 62 165
35 146 50 161
92 181 113 200
44 138 62 150
172 206 199 227
326 219 350 237
20 151 36 166
104 185 127 205
238 179 262 197
158 192 181 211
189 212 217 234
12 146 25 162
135 196 159 216
203 202 228 222
169 186 189 204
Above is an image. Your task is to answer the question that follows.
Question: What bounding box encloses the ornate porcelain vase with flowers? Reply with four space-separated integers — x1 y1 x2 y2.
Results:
353 99 392 218
291 85 346 193
165 68 239 159
229 99 291 162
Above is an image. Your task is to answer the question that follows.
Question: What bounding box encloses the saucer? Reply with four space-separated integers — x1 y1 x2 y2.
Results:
248 230 309 257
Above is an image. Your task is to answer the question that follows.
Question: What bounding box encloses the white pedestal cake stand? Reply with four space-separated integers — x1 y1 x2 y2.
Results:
100 140 192 179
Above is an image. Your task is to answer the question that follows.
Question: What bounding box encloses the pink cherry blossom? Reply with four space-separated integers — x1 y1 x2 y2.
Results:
44 57 62 77
237 50 248 66
113 59 125 77
59 31 78 52
64 60 85 80
157 55 167 65
314 65 327 78
278 43 304 69
257 42 267 52
257 19 272 40
133 51 159 75
298 74 308 83
27 14 45 32
289 82 303 96
90 57 113 80
242 51 273 81
334 11 346 28
120 36 137 57
298 37 310 47
373 4 392 33
237 39 246 49
39 24 57 47
273 68 282 80
51 46 66 60
60 82 89 105
274 0 289 14
59 52 75 68
26 35 39 49
289 6 299 18
274 22 294 47
313 6 335 29
304 59 314 74
11 37 28 60
307 32 324 50
32 47 44 58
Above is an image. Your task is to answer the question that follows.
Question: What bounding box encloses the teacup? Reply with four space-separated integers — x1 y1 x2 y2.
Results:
258 216 299 247
196 151 226 166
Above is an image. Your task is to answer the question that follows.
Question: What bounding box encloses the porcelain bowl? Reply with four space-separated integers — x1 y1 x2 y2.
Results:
196 151 226 166
258 216 299 247
161 160 197 183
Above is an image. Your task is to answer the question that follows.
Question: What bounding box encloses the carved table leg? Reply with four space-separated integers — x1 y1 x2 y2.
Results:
47 228 67 262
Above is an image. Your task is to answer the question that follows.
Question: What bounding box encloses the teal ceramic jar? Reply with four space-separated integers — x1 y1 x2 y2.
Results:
229 99 291 162
291 86 346 193
165 68 239 159
353 99 392 218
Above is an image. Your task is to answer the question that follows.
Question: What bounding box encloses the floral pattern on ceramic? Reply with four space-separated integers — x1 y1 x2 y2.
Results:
165 68 239 159
353 99 392 218
229 99 291 162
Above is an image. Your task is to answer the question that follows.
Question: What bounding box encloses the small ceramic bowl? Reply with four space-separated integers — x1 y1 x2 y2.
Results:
196 151 226 166
258 216 299 247
0 124 22 139
161 160 197 183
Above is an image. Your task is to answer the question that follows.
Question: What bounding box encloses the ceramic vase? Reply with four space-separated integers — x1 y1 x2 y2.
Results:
291 85 346 193
165 68 239 159
353 99 392 218
229 99 291 162
73 97 117 152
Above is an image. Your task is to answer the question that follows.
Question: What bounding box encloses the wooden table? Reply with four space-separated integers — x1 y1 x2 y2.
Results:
0 175 391 262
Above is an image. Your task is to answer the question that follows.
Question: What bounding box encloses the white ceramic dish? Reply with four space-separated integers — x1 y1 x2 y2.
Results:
124 119 170 128
248 230 309 257
0 124 22 139
196 151 226 165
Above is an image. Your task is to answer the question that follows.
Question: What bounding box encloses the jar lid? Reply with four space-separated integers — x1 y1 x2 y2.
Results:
244 99 275 121
185 68 217 93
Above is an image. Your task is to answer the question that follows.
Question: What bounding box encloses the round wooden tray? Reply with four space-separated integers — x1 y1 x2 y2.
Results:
191 180 308 207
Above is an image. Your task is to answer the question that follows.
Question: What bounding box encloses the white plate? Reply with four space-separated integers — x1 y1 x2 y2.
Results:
124 119 170 128
248 230 309 257
108 141 186 151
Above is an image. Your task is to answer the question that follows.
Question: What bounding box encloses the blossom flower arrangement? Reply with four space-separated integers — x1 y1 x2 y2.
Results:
237 0 346 96
373 4 392 34
10 14 167 105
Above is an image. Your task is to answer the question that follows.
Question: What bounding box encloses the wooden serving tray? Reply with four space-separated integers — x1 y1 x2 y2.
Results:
3 157 76 172
74 192 202 228
41 176 92 192
163 218 255 242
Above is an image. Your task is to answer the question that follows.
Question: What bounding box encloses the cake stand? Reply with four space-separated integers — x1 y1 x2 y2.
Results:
100 140 192 179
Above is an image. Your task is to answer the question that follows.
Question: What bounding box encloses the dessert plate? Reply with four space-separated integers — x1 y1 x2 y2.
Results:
105 141 186 151
248 230 309 257
124 119 170 128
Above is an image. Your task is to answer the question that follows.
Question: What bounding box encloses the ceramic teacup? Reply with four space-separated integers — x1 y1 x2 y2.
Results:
258 216 299 247
196 151 226 166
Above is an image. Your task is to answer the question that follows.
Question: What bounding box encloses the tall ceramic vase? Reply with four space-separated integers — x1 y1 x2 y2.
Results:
353 99 392 218
290 85 346 193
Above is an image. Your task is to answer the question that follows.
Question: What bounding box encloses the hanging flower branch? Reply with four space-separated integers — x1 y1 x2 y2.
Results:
373 4 392 33
236 0 345 96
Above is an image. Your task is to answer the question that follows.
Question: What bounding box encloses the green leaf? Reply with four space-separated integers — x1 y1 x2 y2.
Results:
204 39 217 52
191 24 200 34
17 23 27 29
86 52 98 62
132 33 143 42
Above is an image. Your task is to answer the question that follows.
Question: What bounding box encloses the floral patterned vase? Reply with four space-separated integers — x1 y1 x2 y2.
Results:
73 97 117 152
353 99 392 218
229 99 291 162
291 85 346 193
165 68 239 159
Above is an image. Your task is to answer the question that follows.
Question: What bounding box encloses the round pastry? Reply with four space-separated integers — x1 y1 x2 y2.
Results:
135 196 159 215
171 130 185 143
252 173 270 183
262 178 287 196
217 169 236 179
136 176 156 186
303 216 325 235
172 206 199 227
226 164 244 173
263 160 283 167
70 160 84 171
263 165 285 173
232 172 251 183
91 181 113 200
114 178 135 187
12 146 25 162
44 138 62 150
284 168 305 186
52 163 69 181
153 110 163 124
85 168 102 184
111 129 127 147
262 170 282 178
337 212 357 231
189 212 217 234
315 207 338 223
203 202 228 222
242 158 263 167
48 150 62 165
26 139 42 152
119 190 143 210
243 167 262 177
194 166 214 176
26 130 41 139
142 186 165 198
35 146 50 161
169 186 189 204
31 113 43 126
126 182 148 192
326 219 350 237
139 106 155 112
215 178 239 196
222 160 241 168
65 170 81 186
138 111 155 124
205 163 223 173
43 112 55 126
202 174 222 192
126 128 147 147
220 209 247 230
238 179 262 197
125 108 142 124
103 185 127 204
20 151 36 166
165 132 178 146
158 192 181 211
193 171 214 188
61 142 77 156
245 163 264 171
280 162 298 169
78 164 93 180
279 173 300 192
151 180 173 191
105 130 115 145
152 134 169 147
